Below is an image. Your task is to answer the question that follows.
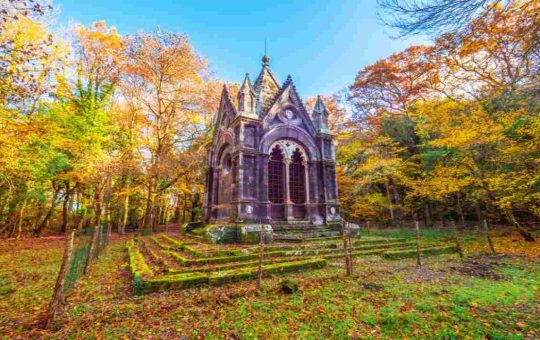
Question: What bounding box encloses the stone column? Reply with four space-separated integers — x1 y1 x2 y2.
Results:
284 158 292 204
284 158 293 221
303 161 311 221
238 152 244 200
260 154 271 222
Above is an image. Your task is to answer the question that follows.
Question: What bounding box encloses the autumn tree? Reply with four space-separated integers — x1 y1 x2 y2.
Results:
377 0 515 36
121 30 212 231
348 45 436 129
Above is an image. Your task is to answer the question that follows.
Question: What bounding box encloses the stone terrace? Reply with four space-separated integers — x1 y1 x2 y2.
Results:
127 233 456 294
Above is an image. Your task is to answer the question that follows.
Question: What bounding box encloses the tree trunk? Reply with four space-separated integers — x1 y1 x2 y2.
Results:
456 193 466 227
143 187 154 231
34 188 61 237
505 210 535 242
84 187 103 273
190 192 200 223
16 200 26 239
385 179 395 223
424 201 432 227
174 193 181 223
105 200 112 239
45 229 75 329
120 193 129 235
182 193 188 223
61 183 71 233
483 219 496 255
475 202 483 223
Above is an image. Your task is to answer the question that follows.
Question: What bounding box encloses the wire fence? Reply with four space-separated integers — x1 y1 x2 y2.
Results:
45 224 109 328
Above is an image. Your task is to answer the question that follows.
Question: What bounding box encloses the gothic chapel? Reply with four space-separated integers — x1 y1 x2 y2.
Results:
204 55 340 226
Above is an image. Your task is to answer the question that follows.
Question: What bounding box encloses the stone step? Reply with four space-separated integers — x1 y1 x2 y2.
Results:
273 228 340 235
274 230 342 242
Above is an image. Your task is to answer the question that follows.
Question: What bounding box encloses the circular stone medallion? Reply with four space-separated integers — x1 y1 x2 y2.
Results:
284 109 294 120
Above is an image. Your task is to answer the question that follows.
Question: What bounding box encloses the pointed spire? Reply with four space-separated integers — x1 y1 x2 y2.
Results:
239 73 253 92
238 73 255 113
313 95 328 114
220 84 236 115
312 95 330 133
254 54 280 115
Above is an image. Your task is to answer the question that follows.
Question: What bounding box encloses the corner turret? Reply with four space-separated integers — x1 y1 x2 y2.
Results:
237 73 255 113
312 95 330 133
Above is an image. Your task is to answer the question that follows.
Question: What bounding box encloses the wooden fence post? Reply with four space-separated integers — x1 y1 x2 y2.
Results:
84 224 99 274
45 229 75 328
256 225 266 290
414 220 422 266
451 220 464 260
347 228 353 275
483 219 496 255
341 219 351 276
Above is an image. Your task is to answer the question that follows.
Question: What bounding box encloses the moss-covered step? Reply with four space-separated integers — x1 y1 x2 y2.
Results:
164 255 314 275
164 240 419 268
138 258 327 293
208 258 326 286
246 238 411 254
158 234 247 258
126 239 153 294
382 246 457 259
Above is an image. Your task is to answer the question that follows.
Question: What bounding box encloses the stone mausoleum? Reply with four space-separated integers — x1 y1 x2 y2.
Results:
204 54 341 233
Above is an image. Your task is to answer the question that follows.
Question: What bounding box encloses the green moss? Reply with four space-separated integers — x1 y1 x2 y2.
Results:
144 272 209 292
208 258 326 286
134 258 326 292
158 234 200 256
126 240 153 294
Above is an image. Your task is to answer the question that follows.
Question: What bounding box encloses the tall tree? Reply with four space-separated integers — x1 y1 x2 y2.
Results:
122 30 211 231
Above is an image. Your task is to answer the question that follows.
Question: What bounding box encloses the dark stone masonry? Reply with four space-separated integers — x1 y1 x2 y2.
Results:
204 54 341 229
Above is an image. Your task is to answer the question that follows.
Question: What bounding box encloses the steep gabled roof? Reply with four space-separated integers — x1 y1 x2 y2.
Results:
253 56 280 116
212 85 237 136
263 75 318 136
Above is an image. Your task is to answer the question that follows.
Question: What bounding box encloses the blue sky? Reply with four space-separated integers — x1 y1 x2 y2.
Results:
55 0 427 97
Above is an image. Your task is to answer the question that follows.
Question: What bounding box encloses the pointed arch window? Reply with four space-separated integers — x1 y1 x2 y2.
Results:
268 145 284 204
289 148 306 204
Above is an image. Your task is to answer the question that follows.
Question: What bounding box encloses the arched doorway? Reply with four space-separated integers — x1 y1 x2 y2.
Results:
267 140 309 221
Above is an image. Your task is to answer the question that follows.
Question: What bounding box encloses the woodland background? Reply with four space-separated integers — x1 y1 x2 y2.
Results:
1 0 539 239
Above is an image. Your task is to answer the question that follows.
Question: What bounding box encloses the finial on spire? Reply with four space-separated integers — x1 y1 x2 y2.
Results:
262 38 270 66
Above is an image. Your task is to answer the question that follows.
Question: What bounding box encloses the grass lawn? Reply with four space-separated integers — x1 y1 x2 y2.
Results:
1 229 539 338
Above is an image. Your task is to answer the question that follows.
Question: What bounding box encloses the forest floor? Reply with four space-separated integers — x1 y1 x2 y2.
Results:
1 229 539 339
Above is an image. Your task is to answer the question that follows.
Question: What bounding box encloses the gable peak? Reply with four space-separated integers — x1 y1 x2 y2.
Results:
239 73 253 92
